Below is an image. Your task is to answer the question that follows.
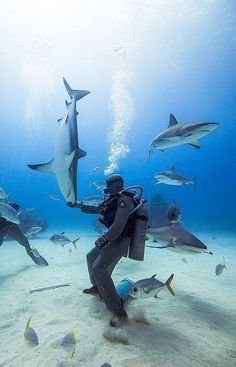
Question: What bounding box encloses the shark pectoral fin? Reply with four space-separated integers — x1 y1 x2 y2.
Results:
188 141 201 149
65 150 76 168
28 159 55 174
77 148 87 159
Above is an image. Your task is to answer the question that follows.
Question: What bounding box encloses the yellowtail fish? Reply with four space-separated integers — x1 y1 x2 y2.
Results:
24 316 39 347
129 274 175 299
50 232 80 249
215 257 228 276
60 331 78 358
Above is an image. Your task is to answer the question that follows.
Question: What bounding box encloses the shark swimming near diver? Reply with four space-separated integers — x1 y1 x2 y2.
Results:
149 114 218 157
146 224 213 255
28 78 90 204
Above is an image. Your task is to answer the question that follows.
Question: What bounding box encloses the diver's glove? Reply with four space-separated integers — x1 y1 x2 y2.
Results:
67 201 81 208
95 235 108 249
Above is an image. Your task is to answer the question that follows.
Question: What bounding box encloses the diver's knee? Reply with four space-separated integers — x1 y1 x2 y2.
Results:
92 262 103 279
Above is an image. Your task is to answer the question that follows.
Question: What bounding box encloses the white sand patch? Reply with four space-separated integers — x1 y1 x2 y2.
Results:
0 230 236 366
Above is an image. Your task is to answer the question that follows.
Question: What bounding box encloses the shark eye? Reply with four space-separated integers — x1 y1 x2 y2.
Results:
133 287 137 292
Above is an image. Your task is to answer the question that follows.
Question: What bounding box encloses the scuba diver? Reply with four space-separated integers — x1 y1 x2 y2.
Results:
67 174 148 327
0 202 48 266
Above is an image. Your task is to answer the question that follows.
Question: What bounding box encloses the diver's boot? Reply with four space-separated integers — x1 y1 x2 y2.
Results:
83 285 98 295
27 248 48 267
110 307 128 327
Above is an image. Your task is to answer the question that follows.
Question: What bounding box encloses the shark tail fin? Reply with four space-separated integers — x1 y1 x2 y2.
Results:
63 78 90 101
165 273 175 296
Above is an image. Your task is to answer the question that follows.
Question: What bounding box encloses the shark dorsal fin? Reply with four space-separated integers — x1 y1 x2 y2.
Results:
169 114 178 127
61 231 65 235
151 274 157 278
171 165 176 172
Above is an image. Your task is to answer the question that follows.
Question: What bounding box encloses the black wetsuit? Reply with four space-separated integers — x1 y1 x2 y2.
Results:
81 192 135 316
0 218 48 266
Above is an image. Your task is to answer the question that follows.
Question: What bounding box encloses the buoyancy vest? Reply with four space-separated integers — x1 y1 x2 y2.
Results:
99 191 138 237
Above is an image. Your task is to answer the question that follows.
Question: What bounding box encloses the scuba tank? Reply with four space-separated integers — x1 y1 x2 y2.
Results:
120 186 148 262
128 205 148 261
116 278 134 303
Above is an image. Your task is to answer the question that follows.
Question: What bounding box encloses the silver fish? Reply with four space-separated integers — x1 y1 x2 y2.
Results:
50 232 79 249
129 273 175 299
60 331 77 358
83 195 104 205
24 316 39 347
89 166 100 173
49 193 60 201
0 202 20 224
89 180 106 191
215 257 227 276
26 226 42 237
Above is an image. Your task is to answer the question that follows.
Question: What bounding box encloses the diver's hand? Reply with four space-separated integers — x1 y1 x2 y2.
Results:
67 201 81 208
95 235 108 249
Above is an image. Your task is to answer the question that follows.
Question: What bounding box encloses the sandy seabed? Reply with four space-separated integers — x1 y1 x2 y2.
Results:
0 229 236 367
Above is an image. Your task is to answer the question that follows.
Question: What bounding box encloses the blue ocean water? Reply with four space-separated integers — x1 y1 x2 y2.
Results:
0 0 235 234
1 4 236 367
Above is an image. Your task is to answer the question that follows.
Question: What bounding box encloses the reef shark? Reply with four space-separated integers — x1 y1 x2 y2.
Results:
146 224 213 255
149 114 218 155
28 78 90 204
154 166 196 187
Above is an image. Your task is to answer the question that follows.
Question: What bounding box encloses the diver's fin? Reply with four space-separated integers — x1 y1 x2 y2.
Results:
188 140 201 149
28 159 55 174
165 273 175 296
63 77 90 101
169 114 178 127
